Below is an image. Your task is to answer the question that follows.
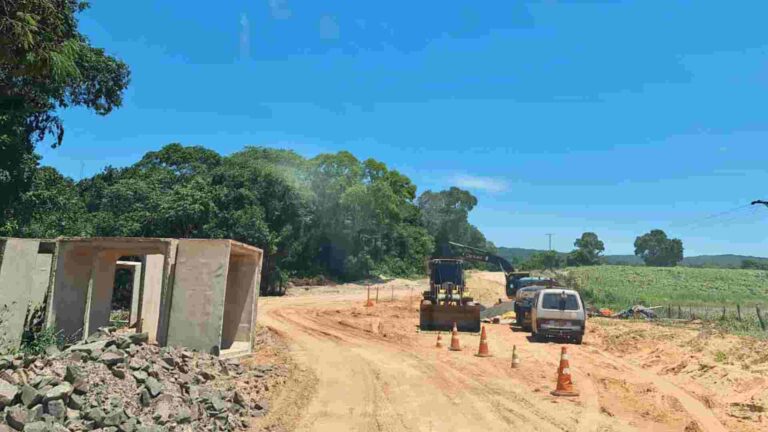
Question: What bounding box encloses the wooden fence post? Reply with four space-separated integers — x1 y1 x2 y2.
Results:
668 305 672 319
757 305 766 331
737 304 742 321
678 305 682 319
722 307 726 320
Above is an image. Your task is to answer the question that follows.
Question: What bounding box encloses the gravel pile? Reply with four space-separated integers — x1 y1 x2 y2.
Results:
0 330 278 431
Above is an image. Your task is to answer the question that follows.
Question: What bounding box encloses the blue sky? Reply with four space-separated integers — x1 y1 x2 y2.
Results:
39 0 768 256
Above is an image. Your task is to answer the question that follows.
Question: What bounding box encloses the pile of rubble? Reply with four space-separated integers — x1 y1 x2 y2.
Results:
0 330 278 431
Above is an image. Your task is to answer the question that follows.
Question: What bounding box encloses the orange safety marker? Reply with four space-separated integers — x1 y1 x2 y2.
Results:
551 346 579 397
511 345 520 368
435 332 443 348
475 325 491 357
449 322 462 351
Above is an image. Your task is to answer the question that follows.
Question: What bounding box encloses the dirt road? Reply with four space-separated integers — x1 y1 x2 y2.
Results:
254 274 766 432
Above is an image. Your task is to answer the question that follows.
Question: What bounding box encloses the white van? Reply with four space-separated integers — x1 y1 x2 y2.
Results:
530 288 586 344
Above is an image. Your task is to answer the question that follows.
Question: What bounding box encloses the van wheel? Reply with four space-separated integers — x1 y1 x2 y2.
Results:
574 335 583 345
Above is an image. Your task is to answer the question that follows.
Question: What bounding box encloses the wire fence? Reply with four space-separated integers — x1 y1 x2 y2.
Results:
653 303 768 334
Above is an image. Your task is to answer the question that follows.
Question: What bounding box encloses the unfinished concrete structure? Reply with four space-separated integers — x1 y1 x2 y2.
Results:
166 239 263 358
28 237 264 357
0 238 56 353
47 238 178 344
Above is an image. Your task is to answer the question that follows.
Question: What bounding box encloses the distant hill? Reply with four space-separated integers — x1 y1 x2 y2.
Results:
497 246 768 269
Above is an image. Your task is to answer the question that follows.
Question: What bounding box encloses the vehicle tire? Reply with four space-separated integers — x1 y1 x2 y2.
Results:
522 324 531 332
574 335 583 345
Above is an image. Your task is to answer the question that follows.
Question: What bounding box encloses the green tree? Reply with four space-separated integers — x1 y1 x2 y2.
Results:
567 232 605 266
634 229 683 267
416 187 488 256
83 144 219 238
1 0 130 221
741 259 768 270
0 166 90 237
522 250 563 270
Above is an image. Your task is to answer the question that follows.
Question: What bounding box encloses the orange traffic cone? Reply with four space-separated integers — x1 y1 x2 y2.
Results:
475 325 491 357
449 322 462 351
435 332 443 348
511 345 520 368
551 346 579 397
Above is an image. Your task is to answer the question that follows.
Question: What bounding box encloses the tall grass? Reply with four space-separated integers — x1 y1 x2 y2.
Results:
563 265 768 309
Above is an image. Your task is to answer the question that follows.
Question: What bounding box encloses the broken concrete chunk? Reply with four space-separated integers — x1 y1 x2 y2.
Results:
103 409 127 427
138 388 151 407
68 393 85 410
43 382 73 402
120 417 138 432
20 384 42 407
127 358 145 371
84 408 105 426
0 379 19 408
110 365 127 379
131 370 148 384
64 365 88 394
5 405 29 430
28 404 44 422
20 422 46 432
128 333 148 345
69 340 108 355
100 351 126 366
160 356 175 368
144 377 163 398
0 371 18 385
47 399 67 421
43 345 61 357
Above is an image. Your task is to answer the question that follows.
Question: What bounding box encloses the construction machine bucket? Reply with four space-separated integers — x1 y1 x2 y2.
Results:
420 303 481 332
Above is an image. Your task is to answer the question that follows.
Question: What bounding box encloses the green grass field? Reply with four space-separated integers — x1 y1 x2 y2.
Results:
563 265 768 308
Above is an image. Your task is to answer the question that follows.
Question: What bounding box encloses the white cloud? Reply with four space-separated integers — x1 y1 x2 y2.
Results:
268 0 291 20
453 174 509 193
319 15 340 40
239 13 251 60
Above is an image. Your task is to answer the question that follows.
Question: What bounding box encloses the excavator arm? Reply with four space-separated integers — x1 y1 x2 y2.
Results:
447 242 530 298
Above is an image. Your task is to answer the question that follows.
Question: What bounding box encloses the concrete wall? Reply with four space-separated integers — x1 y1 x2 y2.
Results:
221 252 261 349
85 251 120 336
31 247 54 307
0 239 48 352
49 243 93 341
138 254 164 343
166 240 230 353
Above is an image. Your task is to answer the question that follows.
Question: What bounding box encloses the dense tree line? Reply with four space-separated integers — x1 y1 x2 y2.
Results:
0 143 493 286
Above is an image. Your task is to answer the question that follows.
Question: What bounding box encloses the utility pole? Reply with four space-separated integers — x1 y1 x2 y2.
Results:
546 233 553 251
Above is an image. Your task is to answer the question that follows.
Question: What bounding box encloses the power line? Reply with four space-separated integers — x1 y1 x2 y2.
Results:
669 203 754 229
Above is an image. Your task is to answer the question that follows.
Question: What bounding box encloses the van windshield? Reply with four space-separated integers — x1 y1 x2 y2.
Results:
541 293 580 311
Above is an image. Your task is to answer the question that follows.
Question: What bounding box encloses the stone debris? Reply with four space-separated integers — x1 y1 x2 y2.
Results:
0 330 282 431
